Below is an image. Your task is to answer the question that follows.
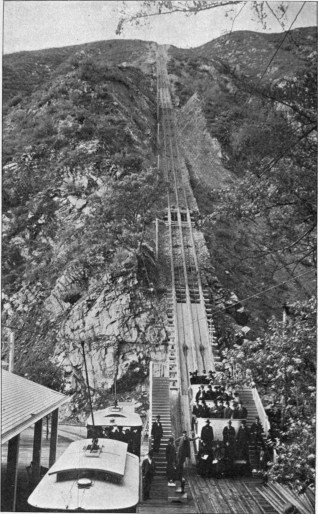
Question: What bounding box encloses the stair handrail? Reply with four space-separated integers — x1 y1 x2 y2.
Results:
252 385 270 436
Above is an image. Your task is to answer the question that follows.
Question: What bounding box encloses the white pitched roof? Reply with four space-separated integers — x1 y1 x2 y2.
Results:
86 406 142 427
1 370 69 444
48 439 128 478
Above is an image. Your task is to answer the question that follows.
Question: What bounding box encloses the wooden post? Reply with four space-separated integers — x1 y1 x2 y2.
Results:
6 434 20 511
49 409 59 467
32 419 43 485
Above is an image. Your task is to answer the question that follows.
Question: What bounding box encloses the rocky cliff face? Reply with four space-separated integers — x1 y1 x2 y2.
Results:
2 29 316 417
2 42 170 417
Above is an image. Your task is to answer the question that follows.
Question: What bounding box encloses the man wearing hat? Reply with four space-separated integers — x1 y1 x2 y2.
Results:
200 419 214 450
142 450 156 500
223 420 236 475
151 415 163 453
223 401 233 419
237 402 248 419
195 385 206 402
236 420 250 462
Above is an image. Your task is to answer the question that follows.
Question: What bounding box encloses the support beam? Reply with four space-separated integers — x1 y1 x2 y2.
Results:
32 419 43 485
6 434 20 512
49 408 59 468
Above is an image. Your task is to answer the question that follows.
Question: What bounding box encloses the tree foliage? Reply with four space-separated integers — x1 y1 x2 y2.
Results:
17 359 66 392
116 1 289 35
224 297 316 491
205 63 317 272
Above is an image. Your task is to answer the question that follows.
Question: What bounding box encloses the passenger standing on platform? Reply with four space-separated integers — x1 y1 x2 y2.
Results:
152 415 163 453
176 431 198 480
223 421 236 475
223 420 236 446
142 450 156 500
250 417 263 448
200 419 214 450
236 420 250 462
197 441 214 478
166 437 176 485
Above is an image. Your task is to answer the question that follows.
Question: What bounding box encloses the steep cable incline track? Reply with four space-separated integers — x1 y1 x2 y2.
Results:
157 48 219 419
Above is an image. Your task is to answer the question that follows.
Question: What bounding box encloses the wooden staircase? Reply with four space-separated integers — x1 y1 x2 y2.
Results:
237 387 266 470
151 377 173 476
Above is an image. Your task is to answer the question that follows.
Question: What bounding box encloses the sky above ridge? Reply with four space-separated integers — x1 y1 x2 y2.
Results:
3 1 317 54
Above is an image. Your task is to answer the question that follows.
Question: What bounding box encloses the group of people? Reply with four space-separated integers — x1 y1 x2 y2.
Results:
195 383 241 403
197 416 265 478
190 369 232 385
142 418 197 500
193 397 248 420
88 425 141 456
142 408 267 499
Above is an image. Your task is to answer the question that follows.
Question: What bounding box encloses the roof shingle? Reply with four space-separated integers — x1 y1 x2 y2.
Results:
1 370 69 443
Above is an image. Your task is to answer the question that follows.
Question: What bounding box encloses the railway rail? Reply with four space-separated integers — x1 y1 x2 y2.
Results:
156 49 218 432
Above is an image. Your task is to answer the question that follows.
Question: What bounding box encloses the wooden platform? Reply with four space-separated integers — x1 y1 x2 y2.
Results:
137 475 196 513
138 465 290 513
186 467 281 514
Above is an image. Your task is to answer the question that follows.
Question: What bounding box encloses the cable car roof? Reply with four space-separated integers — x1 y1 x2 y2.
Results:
48 439 127 478
87 406 142 427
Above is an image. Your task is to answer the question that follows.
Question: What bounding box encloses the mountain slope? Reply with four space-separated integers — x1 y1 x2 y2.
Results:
2 29 316 416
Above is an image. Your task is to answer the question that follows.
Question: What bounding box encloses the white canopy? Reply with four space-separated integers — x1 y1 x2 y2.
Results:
49 439 127 478
87 406 142 428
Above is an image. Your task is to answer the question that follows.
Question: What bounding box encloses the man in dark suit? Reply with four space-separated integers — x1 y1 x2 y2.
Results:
237 402 248 419
223 401 233 419
152 415 163 453
142 450 156 500
200 419 214 450
197 441 214 478
195 385 206 402
223 420 236 446
223 420 236 475
250 417 263 446
236 420 250 461
216 400 225 418
205 385 214 400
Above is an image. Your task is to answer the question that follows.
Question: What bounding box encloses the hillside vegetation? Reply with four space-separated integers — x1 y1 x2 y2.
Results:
168 26 316 327
2 28 316 482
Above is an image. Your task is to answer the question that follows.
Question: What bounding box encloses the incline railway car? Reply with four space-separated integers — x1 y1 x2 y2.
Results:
86 404 143 457
27 438 139 512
